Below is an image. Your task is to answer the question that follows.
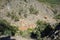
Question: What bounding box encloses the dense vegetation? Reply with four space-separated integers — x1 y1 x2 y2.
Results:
0 19 19 36
0 19 60 40
38 0 60 5
30 20 52 40
30 20 60 40
54 14 60 19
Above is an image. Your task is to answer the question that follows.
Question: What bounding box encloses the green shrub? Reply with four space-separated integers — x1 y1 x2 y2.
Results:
7 12 19 21
18 12 21 16
29 5 38 15
19 28 34 37
20 31 28 37
30 20 60 40
30 20 51 40
24 14 27 18
18 9 23 16
6 12 11 17
0 19 19 36
54 14 60 19
19 29 33 37
24 0 28 3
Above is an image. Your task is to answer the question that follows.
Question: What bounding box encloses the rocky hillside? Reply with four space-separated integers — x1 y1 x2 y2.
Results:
0 0 57 29
0 0 60 40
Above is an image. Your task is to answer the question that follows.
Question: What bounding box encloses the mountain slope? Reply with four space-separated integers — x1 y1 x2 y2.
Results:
0 0 60 40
